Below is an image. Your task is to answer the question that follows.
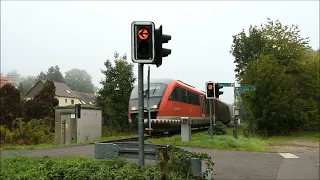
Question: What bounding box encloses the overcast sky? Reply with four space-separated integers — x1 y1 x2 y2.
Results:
1 1 319 104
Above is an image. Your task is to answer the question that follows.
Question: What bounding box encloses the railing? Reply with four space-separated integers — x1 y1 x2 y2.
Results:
94 142 205 179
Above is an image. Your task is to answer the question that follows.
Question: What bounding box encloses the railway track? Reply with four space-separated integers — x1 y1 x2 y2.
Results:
97 126 209 144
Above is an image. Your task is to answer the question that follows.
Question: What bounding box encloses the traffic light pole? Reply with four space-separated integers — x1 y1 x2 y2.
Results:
209 99 213 139
138 63 145 167
147 66 151 135
213 99 216 125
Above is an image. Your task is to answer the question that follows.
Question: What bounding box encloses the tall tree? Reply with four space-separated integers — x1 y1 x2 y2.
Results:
65 69 95 93
24 80 59 120
36 65 65 83
18 76 37 97
0 84 22 130
230 18 317 135
96 52 136 130
6 70 21 82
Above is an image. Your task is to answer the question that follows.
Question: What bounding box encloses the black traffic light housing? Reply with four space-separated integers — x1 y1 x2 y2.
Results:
153 25 172 67
205 82 215 99
214 83 223 98
131 21 155 63
75 104 81 118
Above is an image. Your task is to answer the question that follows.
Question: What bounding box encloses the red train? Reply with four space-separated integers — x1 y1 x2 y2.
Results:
128 79 233 134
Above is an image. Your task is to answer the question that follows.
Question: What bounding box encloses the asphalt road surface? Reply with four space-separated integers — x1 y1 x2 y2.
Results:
1 145 319 180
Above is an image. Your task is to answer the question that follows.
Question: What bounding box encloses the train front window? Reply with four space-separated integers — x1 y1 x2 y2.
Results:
130 83 167 99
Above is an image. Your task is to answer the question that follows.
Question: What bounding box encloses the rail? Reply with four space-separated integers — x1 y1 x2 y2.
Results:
94 142 204 179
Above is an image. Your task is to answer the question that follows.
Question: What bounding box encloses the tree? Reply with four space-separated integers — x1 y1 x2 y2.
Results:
230 18 311 83
24 80 59 120
65 69 95 93
230 18 318 135
0 84 22 130
96 52 136 130
18 76 37 97
36 65 65 83
6 70 21 83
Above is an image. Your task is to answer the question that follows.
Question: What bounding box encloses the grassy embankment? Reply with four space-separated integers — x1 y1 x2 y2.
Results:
0 129 138 150
2 124 318 152
146 123 319 152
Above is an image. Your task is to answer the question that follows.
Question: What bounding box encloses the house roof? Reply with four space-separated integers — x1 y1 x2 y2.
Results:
47 80 80 99
0 76 18 88
25 80 80 99
74 91 95 105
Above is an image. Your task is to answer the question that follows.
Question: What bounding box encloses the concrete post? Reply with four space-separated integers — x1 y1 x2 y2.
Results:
190 157 202 177
181 117 191 142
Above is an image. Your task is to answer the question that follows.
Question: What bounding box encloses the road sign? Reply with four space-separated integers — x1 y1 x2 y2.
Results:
236 86 255 91
138 29 149 40
235 86 255 96
219 83 235 87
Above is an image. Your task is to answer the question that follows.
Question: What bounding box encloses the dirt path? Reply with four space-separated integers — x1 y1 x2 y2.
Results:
266 140 319 153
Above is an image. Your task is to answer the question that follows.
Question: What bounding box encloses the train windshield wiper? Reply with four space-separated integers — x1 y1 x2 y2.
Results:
143 88 156 97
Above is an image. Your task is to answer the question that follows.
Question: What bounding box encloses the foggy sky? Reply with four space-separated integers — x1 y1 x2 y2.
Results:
1 1 319 104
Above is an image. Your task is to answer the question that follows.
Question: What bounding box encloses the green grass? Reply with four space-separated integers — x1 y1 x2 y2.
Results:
146 125 319 152
0 134 138 150
264 131 320 145
147 131 268 152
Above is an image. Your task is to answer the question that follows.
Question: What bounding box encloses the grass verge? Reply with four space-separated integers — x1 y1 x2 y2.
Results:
0 134 138 150
146 126 319 152
147 131 268 152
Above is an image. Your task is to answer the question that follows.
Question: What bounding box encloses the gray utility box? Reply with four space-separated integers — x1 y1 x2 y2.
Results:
54 106 102 145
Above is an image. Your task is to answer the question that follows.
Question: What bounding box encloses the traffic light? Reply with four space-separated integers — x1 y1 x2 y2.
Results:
131 21 155 63
75 104 81 118
153 25 172 67
205 81 215 99
214 83 223 98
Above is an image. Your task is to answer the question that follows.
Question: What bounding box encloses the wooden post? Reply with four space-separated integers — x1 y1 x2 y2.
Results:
158 147 169 180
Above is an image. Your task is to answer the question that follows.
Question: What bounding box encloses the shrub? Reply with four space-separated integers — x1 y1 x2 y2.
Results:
212 121 227 135
0 155 162 180
168 146 215 179
1 147 214 180
1 118 54 145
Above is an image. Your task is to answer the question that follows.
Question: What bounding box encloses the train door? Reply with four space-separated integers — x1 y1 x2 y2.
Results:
200 95 206 117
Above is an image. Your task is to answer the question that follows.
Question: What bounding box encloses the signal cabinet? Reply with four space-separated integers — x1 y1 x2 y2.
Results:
54 106 102 145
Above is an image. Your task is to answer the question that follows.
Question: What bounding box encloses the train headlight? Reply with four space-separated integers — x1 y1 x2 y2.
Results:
152 105 158 109
131 107 137 111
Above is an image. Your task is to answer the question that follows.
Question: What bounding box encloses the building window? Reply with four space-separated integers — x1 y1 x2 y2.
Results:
65 99 67 103
71 100 74 105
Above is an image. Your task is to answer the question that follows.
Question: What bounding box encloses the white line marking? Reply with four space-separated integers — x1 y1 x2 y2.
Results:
279 153 299 158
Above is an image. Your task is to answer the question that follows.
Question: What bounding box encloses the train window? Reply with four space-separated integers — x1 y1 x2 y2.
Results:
169 88 177 100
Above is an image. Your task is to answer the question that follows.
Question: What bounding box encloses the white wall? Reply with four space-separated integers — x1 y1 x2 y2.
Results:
77 109 102 143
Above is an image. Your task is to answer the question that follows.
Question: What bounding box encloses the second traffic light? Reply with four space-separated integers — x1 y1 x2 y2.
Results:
205 81 215 99
154 25 172 67
214 83 224 98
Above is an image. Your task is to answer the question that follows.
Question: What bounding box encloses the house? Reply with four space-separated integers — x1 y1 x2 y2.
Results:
0 76 18 88
25 80 81 106
74 91 96 106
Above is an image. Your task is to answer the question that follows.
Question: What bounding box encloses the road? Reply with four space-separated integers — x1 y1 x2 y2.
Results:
1 145 319 180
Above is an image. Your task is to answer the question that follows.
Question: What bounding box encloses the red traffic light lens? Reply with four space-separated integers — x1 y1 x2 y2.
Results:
207 84 213 90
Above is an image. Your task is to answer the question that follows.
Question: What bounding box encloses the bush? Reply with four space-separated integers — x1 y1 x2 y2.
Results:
212 121 227 135
1 147 214 180
0 155 162 180
168 146 214 179
0 118 54 145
